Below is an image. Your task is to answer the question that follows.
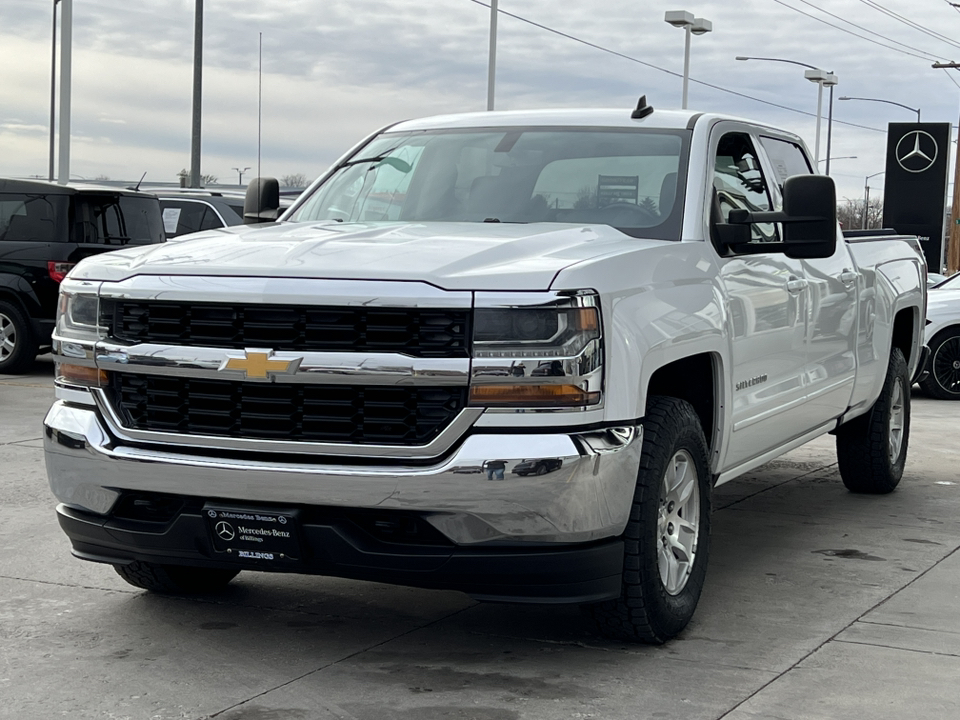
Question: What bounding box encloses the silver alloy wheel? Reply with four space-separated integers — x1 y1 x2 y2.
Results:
888 377 905 462
657 449 701 596
0 312 16 362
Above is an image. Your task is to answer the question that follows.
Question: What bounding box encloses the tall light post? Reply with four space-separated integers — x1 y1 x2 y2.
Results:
232 167 250 185
736 56 837 168
838 96 920 122
49 0 61 182
189 0 203 188
57 0 72 185
864 171 885 230
818 156 857 164
665 11 713 110
487 0 498 111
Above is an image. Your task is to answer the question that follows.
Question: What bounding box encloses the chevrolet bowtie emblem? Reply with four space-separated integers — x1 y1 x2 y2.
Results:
220 350 301 379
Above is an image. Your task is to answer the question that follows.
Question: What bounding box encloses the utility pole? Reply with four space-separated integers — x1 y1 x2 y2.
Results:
934 62 960 273
189 0 203 188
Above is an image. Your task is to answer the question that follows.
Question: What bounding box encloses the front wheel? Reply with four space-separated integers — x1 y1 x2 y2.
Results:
114 561 240 594
583 396 711 644
918 327 960 400
836 347 910 493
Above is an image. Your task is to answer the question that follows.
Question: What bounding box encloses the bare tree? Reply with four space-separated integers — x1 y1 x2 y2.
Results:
837 196 883 231
177 168 218 186
280 173 309 188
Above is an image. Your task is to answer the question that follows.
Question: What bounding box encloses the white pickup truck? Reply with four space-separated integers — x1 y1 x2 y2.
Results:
45 100 927 643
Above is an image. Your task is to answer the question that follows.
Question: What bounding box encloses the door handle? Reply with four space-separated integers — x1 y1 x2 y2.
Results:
786 277 808 293
839 270 858 287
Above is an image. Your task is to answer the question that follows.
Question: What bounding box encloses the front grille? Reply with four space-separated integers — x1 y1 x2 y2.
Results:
100 300 470 358
108 373 468 445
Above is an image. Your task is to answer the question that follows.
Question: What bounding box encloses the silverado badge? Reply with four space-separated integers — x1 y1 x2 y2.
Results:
220 350 301 380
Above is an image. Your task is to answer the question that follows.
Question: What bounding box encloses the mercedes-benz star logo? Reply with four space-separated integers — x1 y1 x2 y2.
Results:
215 521 235 541
895 130 938 174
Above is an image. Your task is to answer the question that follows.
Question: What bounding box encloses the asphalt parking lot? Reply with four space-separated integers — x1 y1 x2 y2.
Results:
2 357 959 720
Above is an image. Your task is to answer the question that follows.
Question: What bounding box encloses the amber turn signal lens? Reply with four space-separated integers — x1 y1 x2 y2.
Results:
576 307 599 333
470 383 600 407
57 363 107 387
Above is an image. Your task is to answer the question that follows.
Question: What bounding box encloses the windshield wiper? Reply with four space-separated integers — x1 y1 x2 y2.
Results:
340 148 412 173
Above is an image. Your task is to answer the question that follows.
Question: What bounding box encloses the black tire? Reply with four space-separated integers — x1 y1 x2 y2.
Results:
836 347 910 494
918 327 960 400
583 396 711 644
114 561 239 594
0 299 38 375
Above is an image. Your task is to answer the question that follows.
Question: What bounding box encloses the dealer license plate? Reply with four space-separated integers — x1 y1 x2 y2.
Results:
204 505 301 564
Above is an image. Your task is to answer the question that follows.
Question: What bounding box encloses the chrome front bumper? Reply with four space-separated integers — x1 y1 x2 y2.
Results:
44 400 643 545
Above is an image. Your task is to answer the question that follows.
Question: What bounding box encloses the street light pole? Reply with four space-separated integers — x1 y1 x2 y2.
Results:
736 57 836 167
232 167 250 185
49 0 61 182
189 0 203 188
838 96 920 122
56 0 71 185
666 11 712 110
864 171 885 230
487 0 498 111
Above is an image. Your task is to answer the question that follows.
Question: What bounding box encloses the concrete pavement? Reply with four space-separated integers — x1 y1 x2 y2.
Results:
1 356 958 719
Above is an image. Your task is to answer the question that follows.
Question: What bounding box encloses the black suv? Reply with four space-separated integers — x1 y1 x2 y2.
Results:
0 179 165 373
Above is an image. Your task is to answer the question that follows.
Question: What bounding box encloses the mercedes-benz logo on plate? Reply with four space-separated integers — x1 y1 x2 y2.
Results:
215 521 235 541
895 130 938 174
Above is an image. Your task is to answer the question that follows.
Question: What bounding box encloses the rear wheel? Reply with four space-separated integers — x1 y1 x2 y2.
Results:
114 561 239 594
918 327 960 400
583 396 711 644
836 347 910 493
0 300 37 375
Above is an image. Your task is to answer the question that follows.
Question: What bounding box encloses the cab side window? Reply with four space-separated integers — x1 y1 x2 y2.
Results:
713 133 776 243
758 136 812 196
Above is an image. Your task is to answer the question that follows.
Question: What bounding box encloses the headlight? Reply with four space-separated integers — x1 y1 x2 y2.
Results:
55 280 106 388
470 291 603 409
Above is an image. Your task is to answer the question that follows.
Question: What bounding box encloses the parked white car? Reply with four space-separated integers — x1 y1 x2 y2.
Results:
919 272 960 399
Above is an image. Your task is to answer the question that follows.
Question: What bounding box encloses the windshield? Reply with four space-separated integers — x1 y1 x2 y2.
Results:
934 272 960 289
289 127 688 240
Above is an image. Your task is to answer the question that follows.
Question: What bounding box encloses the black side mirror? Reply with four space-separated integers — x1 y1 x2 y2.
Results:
243 177 280 224
716 174 838 259
781 174 837 260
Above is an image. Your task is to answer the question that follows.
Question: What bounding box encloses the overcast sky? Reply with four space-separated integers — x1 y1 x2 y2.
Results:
2 0 960 200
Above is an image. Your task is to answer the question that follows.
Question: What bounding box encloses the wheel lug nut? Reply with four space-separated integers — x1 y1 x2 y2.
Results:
667 523 674 534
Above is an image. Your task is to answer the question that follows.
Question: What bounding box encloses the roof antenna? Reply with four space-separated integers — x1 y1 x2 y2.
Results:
134 171 147 191
631 95 654 120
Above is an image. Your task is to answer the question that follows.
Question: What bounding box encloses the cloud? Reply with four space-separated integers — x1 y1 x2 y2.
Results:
1 0 958 199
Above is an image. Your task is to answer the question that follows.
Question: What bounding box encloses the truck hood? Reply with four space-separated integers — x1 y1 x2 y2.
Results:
72 221 667 291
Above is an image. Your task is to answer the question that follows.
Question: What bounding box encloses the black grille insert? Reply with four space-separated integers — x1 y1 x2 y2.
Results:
108 374 468 445
100 300 470 358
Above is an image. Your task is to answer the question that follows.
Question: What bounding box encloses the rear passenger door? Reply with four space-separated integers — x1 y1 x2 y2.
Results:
758 135 857 425
709 125 811 470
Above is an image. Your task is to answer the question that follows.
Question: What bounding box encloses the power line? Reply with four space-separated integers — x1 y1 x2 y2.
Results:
783 0 945 62
467 0 883 133
856 0 960 53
